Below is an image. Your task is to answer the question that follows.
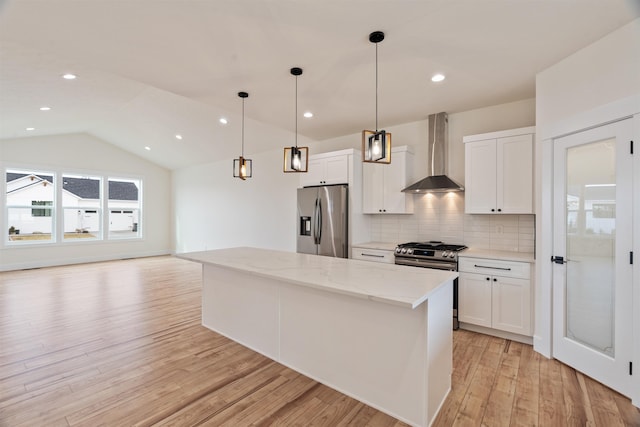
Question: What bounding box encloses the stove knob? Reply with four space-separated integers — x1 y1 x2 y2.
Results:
401 248 407 254
442 251 449 257
395 247 401 254
449 253 456 259
407 249 413 255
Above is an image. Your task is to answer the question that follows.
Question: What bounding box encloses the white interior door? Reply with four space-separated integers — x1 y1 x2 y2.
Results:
552 118 633 398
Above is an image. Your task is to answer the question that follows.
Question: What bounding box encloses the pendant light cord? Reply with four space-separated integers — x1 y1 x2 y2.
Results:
241 97 245 156
295 74 298 148
375 41 378 132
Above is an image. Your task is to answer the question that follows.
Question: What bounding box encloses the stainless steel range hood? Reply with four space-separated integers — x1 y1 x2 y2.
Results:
402 112 464 193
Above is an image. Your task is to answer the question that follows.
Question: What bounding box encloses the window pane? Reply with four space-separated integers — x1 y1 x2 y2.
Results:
63 175 102 240
108 178 141 239
6 170 55 243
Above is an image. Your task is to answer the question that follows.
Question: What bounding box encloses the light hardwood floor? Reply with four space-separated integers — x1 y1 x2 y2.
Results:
0 256 638 426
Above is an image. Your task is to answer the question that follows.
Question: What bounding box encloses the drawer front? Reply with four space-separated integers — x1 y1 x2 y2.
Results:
351 248 395 264
458 257 530 279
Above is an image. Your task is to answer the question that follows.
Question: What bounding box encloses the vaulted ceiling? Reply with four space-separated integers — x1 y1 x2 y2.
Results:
1 0 638 169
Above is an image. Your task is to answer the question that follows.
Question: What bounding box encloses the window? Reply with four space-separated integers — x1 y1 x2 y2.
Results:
5 168 143 245
6 170 55 243
108 177 141 239
32 201 53 217
63 174 102 241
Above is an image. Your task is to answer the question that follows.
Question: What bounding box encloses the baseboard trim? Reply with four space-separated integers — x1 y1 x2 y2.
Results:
459 323 533 345
0 250 171 271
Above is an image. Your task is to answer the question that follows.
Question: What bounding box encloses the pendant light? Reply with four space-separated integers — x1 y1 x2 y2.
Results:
233 91 252 180
362 31 391 164
283 67 309 173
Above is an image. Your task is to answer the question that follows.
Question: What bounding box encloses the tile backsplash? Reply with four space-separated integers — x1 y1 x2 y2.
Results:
369 192 535 252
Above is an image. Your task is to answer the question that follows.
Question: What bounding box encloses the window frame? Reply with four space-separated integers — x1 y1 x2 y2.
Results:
3 165 144 247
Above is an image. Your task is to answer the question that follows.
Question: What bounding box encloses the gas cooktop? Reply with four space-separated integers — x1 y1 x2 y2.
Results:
395 241 468 252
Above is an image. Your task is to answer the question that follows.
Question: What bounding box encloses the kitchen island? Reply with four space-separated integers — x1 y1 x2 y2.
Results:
178 247 457 427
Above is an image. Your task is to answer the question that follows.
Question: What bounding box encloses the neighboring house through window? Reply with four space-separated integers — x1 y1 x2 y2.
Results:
108 177 141 239
62 174 102 240
5 169 142 244
6 171 55 242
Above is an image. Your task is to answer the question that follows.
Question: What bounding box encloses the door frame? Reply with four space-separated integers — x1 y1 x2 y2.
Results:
535 94 640 407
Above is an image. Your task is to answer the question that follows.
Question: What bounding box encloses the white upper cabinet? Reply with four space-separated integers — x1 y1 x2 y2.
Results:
463 127 534 214
362 146 414 214
300 151 349 187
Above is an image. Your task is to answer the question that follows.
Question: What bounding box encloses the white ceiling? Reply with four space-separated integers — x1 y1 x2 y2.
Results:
1 0 639 170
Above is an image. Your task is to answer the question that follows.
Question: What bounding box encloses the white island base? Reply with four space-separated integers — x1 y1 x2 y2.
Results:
179 248 456 427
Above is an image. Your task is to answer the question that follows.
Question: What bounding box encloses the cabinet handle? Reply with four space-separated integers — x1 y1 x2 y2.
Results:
493 278 497 282
485 277 490 281
474 264 512 271
491 208 495 212
361 253 385 258
497 208 502 212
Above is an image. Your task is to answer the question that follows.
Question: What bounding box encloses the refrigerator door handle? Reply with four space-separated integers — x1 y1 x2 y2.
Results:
316 197 323 244
313 198 320 244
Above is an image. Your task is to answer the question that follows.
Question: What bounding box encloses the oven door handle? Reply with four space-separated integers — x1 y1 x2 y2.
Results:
395 258 456 270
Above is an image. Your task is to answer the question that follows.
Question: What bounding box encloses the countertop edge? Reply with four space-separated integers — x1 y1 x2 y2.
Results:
351 241 397 251
459 248 535 263
176 249 457 309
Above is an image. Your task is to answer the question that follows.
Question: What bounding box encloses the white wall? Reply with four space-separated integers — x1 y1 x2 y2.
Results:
536 19 640 138
0 133 172 270
173 147 300 254
535 18 640 404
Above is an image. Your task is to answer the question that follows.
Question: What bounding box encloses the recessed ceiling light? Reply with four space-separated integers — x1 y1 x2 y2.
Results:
219 117 228 125
303 112 313 118
431 74 445 82
62 73 77 80
144 146 151 151
175 134 183 140
40 106 51 111
26 127 35 131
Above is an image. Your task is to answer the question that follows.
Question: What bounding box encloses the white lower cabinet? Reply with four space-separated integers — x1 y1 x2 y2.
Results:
351 247 394 264
458 257 532 336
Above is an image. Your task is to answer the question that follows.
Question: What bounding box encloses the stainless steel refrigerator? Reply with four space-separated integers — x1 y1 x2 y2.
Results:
296 185 348 258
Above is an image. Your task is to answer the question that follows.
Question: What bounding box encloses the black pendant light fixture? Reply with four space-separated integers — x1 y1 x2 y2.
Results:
283 67 309 173
362 31 391 164
233 91 252 180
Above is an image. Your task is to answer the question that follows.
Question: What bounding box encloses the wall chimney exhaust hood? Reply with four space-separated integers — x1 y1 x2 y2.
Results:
402 112 464 193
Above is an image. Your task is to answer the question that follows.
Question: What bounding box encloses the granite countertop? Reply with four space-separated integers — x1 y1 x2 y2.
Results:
459 248 535 263
351 241 398 251
177 247 457 309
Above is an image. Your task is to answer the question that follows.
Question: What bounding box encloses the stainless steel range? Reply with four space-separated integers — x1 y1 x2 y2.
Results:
394 241 467 329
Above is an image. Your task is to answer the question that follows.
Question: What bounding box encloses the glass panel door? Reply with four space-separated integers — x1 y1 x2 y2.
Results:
552 119 632 398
